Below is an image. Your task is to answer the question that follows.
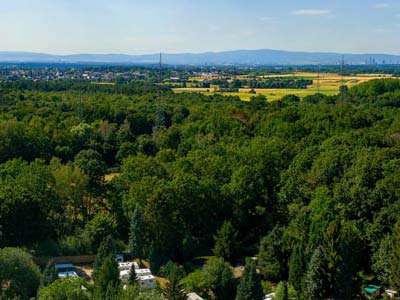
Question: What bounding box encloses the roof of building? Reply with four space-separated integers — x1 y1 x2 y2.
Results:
55 263 74 269
138 275 155 281
120 270 130 275
136 268 151 274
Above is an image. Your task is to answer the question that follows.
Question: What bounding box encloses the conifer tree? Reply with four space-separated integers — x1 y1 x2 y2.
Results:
213 221 238 263
149 245 167 275
163 266 186 300
304 247 325 300
129 205 144 262
288 242 307 298
93 255 120 299
128 264 137 286
41 259 58 287
93 235 116 280
236 259 263 300
390 220 400 289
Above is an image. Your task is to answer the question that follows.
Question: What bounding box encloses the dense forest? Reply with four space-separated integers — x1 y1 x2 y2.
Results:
1 78 400 299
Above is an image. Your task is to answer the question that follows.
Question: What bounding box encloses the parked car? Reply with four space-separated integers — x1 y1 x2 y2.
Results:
55 263 79 279
264 293 275 300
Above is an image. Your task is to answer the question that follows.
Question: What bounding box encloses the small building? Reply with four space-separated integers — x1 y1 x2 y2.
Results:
187 292 204 300
138 275 156 289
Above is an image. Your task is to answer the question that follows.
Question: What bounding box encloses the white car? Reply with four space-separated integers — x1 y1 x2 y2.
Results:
55 263 79 279
264 293 275 300
58 271 79 279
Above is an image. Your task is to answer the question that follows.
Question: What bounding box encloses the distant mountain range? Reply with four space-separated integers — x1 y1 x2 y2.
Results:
1 49 400 66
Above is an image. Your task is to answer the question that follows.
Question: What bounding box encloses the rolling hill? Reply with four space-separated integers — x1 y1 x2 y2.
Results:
1 49 400 65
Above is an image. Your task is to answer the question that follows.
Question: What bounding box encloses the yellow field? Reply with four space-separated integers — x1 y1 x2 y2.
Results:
174 72 395 101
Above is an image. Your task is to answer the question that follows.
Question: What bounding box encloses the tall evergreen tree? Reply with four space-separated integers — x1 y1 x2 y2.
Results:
93 235 116 280
304 247 325 300
334 243 355 300
93 255 121 299
203 257 234 300
163 266 187 300
41 259 58 287
129 205 144 261
128 264 137 286
319 221 341 298
213 221 238 263
373 235 392 286
390 220 400 289
288 242 307 298
236 259 263 300
334 222 362 300
148 244 167 275
258 227 291 300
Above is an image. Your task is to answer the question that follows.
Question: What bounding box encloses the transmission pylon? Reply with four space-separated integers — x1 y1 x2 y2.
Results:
340 55 346 104
153 52 165 133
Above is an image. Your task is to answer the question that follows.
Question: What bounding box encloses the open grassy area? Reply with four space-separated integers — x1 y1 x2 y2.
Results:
174 72 395 101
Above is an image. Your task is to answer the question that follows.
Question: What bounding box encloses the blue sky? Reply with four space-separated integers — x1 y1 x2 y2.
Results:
0 0 399 54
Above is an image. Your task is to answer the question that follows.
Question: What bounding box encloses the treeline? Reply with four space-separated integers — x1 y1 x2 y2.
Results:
1 79 400 299
208 77 313 90
0 79 166 94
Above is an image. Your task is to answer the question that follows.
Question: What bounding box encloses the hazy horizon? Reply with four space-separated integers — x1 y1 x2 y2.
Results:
1 0 400 55
2 48 400 56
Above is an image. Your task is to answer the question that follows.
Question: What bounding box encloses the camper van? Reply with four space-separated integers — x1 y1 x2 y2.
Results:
138 275 156 289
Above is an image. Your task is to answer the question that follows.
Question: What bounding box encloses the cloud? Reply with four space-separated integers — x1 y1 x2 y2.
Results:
373 28 393 33
259 16 279 24
290 9 330 16
372 3 390 8
208 25 221 32
260 17 275 21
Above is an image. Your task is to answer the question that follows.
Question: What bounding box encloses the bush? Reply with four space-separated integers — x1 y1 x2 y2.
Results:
33 239 61 256
0 247 41 299
37 279 89 300
159 261 185 279
274 282 297 300
58 232 92 255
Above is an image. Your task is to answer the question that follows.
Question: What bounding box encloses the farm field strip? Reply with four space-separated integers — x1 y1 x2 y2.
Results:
174 72 396 101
